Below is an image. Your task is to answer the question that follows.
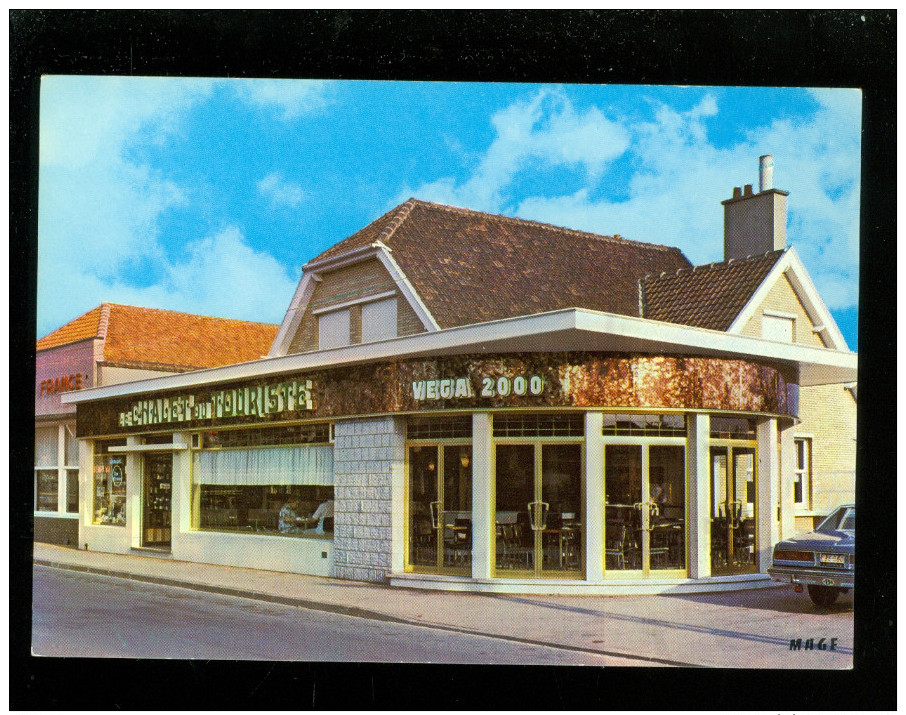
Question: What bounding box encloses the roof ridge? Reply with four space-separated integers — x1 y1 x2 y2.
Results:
98 303 112 341
643 248 786 283
409 198 682 254
374 198 419 247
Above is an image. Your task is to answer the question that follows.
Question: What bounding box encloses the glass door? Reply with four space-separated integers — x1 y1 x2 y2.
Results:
407 444 472 573
710 446 757 575
494 443 583 578
604 445 686 575
143 453 172 548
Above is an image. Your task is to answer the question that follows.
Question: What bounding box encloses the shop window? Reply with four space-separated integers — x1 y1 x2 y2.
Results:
493 413 584 438
407 415 473 440
196 485 334 536
318 308 351 350
34 426 58 512
192 442 334 538
66 469 79 513
793 437 812 509
93 440 127 525
361 297 397 343
602 413 685 437
709 417 756 440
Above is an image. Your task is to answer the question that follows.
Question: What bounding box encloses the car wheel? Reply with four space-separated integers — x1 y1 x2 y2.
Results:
807 584 840 606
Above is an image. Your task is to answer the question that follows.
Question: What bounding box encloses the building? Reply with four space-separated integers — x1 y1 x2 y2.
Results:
63 158 857 594
34 303 279 545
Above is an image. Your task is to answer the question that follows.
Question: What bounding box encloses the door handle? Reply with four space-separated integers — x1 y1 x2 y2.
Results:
429 500 440 529
527 501 550 530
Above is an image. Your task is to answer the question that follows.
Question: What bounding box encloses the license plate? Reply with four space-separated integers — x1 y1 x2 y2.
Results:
819 553 846 565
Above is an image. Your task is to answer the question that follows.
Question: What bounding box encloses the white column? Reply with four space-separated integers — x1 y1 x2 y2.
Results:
171 432 192 550
78 438 92 550
390 417 407 574
584 412 604 582
471 412 493 580
756 418 780 572
126 435 143 548
779 421 796 539
687 413 710 579
56 424 66 513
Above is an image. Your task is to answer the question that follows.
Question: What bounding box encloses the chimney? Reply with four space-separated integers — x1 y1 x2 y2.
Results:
721 154 789 261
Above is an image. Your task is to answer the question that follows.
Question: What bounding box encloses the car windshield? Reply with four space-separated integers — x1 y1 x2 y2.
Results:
817 506 855 532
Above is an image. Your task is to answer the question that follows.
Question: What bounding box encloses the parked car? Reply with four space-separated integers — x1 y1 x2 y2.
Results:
768 504 854 606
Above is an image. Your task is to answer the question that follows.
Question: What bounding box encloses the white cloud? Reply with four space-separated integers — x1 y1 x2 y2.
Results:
405 88 861 312
401 87 630 212
230 79 330 120
258 172 306 208
36 76 298 337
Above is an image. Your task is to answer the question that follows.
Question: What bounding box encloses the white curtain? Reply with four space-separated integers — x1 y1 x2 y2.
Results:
35 426 58 467
194 445 334 486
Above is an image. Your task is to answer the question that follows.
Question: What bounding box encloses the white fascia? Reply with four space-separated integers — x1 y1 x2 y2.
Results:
726 247 851 352
64 307 858 404
373 241 441 332
268 242 439 358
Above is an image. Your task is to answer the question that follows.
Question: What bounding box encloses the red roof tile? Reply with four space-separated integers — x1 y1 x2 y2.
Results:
641 250 785 331
37 304 279 371
313 199 693 327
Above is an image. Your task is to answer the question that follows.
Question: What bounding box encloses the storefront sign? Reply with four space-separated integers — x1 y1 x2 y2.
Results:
40 373 87 396
411 374 545 401
110 457 125 486
79 353 798 438
117 379 314 427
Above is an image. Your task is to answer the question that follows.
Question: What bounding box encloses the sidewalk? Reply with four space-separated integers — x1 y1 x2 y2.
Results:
33 543 853 668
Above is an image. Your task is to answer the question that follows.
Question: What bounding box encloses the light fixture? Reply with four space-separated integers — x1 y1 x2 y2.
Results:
460 453 470 469
428 461 435 471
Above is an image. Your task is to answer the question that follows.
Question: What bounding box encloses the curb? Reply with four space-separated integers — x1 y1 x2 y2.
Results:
34 559 703 667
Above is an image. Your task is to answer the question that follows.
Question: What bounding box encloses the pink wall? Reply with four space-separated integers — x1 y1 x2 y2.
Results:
35 341 96 417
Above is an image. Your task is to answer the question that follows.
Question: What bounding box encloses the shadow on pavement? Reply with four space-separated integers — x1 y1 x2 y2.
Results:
661 587 854 616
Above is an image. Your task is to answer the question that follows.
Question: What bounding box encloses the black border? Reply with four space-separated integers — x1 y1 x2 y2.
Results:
11 9 895 710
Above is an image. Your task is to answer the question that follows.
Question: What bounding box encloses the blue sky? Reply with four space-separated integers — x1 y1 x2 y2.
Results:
38 78 861 348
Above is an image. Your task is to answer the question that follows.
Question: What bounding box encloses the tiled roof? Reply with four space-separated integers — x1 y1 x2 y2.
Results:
312 199 693 328
37 303 279 371
36 304 107 351
641 250 785 331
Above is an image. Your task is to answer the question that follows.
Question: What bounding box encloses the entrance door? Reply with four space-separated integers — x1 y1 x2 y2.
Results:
143 453 172 548
408 445 472 573
494 443 583 577
604 445 686 574
709 446 756 575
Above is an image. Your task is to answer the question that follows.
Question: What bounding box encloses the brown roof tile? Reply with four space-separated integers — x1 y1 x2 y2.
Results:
37 303 279 371
313 199 693 328
641 250 785 331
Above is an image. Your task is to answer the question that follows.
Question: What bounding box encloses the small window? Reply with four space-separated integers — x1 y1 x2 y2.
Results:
793 437 812 509
493 413 584 438
361 297 397 343
318 309 351 350
762 314 794 342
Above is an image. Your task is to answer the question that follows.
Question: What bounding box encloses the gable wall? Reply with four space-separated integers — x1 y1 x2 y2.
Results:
796 383 857 518
287 258 426 354
738 273 828 347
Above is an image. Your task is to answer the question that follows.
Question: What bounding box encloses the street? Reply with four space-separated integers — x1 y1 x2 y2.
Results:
31 566 640 664
33 563 853 667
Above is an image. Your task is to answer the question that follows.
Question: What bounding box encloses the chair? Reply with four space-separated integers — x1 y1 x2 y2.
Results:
321 517 334 534
450 518 472 566
605 523 628 569
649 526 671 568
249 508 279 532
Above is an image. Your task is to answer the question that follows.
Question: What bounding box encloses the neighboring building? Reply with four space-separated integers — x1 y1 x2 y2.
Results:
34 303 279 545
64 158 857 594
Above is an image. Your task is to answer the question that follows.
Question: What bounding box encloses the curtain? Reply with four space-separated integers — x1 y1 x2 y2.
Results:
35 426 58 467
194 445 334 486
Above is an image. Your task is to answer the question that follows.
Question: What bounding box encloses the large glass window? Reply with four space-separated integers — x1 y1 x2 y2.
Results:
93 440 127 525
197 484 334 535
192 426 334 538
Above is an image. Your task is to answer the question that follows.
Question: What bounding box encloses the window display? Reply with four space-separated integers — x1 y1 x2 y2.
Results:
196 484 334 536
93 440 127 525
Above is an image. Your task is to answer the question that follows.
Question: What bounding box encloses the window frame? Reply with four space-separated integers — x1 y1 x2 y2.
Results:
34 422 80 516
793 436 813 511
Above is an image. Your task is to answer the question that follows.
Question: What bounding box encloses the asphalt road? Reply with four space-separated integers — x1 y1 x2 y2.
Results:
31 566 640 664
